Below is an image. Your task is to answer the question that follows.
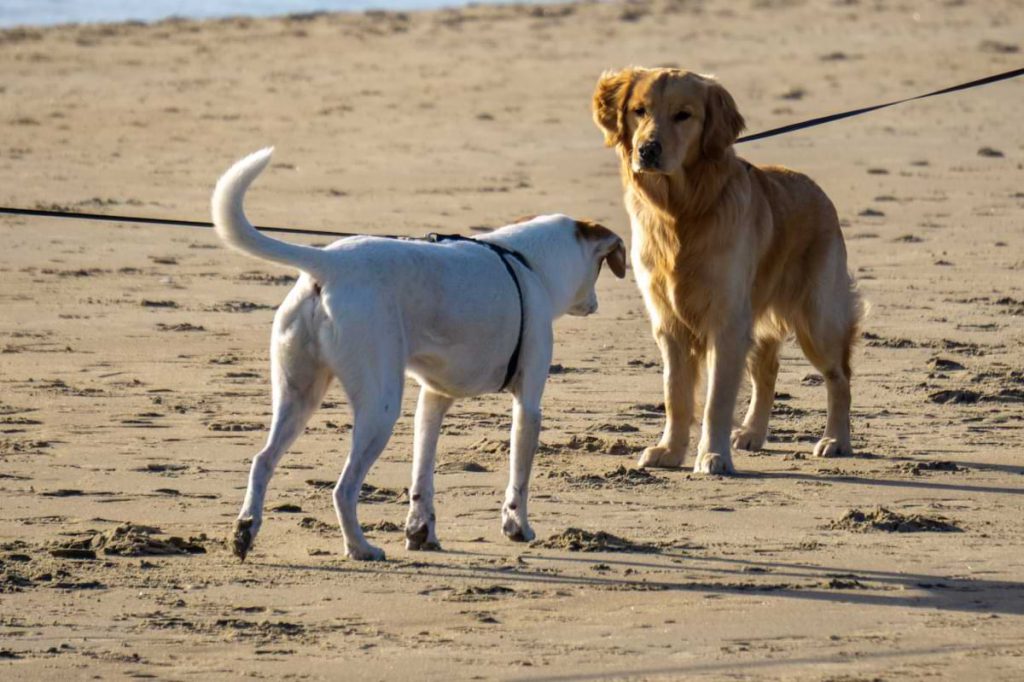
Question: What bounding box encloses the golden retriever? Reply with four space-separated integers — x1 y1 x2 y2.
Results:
592 68 863 474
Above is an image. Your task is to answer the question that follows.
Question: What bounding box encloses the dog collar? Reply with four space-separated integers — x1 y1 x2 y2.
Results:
424 233 531 392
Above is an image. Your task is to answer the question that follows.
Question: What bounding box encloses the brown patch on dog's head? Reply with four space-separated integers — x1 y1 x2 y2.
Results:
594 68 745 172
575 219 627 278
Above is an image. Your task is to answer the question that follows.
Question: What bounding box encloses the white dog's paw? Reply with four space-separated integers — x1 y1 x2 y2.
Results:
232 516 257 562
693 451 736 475
405 531 441 551
813 437 852 458
405 512 441 551
731 427 766 452
502 516 535 543
346 542 386 562
637 445 685 469
501 502 535 543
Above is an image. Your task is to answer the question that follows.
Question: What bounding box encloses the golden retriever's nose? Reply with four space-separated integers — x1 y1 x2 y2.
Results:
638 139 662 167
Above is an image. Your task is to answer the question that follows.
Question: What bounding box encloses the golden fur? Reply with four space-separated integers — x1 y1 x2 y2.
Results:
593 67 863 474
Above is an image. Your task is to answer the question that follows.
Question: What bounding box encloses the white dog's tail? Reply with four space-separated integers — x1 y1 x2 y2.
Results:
211 148 332 280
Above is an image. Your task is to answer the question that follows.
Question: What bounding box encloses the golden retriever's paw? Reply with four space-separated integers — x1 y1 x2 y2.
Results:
812 437 852 458
693 452 736 475
637 445 685 469
346 542 386 562
731 427 766 452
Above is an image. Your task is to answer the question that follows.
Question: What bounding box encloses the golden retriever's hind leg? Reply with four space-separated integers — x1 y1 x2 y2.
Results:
731 336 782 452
638 329 699 469
796 324 854 458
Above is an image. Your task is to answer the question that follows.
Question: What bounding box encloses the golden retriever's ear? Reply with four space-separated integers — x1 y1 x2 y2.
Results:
701 79 745 160
592 69 636 147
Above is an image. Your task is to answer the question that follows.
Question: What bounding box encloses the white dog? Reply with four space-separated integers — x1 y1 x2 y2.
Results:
211 149 626 561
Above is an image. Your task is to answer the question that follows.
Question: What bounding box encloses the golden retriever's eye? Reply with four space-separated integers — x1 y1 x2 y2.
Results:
673 111 692 122
633 107 647 118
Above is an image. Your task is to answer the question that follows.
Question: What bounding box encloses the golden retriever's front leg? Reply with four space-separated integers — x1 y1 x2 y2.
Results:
695 314 751 475
638 328 698 469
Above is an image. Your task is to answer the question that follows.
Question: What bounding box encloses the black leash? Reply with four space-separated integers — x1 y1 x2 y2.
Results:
426 233 531 392
0 67 1020 235
736 65 1023 144
0 206 360 239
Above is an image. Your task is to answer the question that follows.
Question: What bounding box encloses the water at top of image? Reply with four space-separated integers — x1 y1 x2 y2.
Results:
0 0 543 28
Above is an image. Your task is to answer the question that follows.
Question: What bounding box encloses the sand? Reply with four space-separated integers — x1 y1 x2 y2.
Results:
1 0 1022 678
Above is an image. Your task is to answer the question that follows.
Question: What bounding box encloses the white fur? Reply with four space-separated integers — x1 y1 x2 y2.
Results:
212 149 623 561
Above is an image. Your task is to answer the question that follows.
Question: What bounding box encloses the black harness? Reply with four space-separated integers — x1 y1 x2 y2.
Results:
424 233 531 392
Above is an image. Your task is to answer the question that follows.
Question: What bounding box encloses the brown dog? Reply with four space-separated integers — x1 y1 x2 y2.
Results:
593 68 863 474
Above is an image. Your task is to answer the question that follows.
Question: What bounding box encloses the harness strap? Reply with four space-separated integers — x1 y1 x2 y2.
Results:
425 233 531 392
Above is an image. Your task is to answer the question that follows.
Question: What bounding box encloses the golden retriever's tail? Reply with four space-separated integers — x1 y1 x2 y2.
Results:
211 148 332 281
844 280 870 379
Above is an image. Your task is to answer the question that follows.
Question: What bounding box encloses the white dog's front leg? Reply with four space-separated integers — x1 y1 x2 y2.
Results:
405 388 454 551
502 398 541 542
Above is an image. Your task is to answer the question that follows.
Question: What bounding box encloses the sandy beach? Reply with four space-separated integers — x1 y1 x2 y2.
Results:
1 0 1023 678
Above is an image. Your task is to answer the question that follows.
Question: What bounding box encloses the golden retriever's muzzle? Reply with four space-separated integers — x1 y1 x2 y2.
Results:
635 139 662 172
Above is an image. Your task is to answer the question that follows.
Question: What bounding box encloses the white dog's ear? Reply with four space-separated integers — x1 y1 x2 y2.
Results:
575 219 627 278
604 238 627 279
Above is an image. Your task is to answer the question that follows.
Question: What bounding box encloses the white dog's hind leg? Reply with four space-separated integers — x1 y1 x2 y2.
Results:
234 354 331 561
329 360 403 561
405 388 454 551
